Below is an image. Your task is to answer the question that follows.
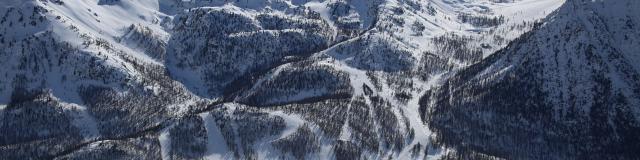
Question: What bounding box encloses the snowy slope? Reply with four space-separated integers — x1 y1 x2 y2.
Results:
422 0 640 159
0 0 579 159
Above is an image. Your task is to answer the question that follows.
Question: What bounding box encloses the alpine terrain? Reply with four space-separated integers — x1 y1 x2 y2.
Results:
0 0 638 159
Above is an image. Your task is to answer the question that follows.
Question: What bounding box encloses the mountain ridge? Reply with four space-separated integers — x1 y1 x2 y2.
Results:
9 0 638 159
422 0 640 159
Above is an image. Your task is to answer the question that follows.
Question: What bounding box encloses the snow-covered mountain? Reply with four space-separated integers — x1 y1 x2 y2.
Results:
422 0 640 159
5 0 636 159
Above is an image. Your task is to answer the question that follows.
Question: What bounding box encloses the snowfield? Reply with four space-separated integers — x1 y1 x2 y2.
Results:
5 0 637 159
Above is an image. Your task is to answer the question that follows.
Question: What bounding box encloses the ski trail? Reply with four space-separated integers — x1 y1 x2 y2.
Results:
396 73 445 159
158 127 172 160
200 112 231 160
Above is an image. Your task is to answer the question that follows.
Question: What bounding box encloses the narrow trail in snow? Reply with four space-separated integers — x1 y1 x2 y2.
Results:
48 121 168 159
